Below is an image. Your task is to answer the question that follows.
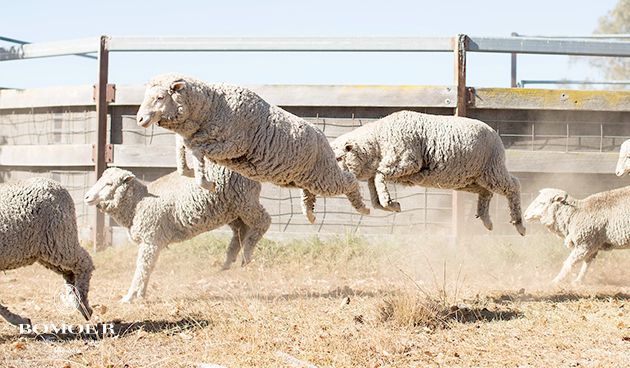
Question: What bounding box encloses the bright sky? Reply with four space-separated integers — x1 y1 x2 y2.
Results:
0 0 620 89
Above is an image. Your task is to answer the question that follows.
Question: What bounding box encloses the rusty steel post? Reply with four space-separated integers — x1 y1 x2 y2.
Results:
93 35 110 252
453 34 468 117
451 34 469 244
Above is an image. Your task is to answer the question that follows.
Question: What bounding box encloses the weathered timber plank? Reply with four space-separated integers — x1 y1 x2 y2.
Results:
0 85 94 109
471 88 630 111
114 85 457 107
113 144 619 174
506 150 617 174
0 144 94 166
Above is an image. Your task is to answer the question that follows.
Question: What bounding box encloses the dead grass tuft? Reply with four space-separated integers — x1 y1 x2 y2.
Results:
378 292 521 329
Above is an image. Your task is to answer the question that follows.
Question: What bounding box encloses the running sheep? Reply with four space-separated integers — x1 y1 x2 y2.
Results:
84 166 270 303
524 187 630 284
0 177 94 326
135 74 370 224
331 110 526 235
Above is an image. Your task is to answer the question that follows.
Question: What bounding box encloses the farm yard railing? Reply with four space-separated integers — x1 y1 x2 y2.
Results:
1 35 630 249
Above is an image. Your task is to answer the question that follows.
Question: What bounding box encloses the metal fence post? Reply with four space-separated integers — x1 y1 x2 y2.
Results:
511 32 518 87
93 35 110 251
451 34 469 244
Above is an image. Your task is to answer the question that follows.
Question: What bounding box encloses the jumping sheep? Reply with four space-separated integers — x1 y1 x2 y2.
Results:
524 187 630 284
135 74 370 224
615 139 630 177
84 166 271 303
331 110 526 236
0 177 93 326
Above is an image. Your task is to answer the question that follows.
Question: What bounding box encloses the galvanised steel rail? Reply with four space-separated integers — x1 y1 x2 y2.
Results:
2 35 630 60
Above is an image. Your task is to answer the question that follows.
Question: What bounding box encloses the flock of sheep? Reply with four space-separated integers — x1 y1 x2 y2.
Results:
1 73 629 328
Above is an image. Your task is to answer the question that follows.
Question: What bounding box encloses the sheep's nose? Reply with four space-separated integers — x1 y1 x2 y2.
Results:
137 115 144 124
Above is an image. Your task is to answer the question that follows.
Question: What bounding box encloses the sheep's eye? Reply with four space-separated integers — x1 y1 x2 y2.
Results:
156 95 164 101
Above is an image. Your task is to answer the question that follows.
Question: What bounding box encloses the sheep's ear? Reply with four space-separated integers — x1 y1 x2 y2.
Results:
122 174 135 183
344 142 353 152
170 80 186 93
552 193 567 203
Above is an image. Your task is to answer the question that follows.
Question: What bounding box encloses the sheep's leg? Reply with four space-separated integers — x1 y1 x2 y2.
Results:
223 219 247 270
191 148 216 192
0 304 31 327
456 184 494 231
552 246 592 284
121 243 161 303
175 135 194 177
479 174 525 236
301 189 317 224
238 205 271 266
373 172 400 212
39 255 94 321
367 176 385 210
373 152 423 212
573 251 598 284
341 172 370 215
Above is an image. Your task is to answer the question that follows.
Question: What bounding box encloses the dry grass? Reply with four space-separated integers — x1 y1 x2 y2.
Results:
0 232 629 367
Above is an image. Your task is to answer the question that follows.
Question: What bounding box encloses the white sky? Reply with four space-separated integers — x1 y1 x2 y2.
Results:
0 0 620 89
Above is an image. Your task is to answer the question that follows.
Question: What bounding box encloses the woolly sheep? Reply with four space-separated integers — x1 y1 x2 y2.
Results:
615 139 630 177
135 74 370 224
84 166 270 303
331 110 526 236
0 177 93 326
524 187 630 284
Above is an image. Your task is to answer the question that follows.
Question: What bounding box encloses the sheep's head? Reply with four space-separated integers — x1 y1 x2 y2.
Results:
523 188 570 225
84 167 135 211
615 139 630 177
331 137 369 178
136 75 189 129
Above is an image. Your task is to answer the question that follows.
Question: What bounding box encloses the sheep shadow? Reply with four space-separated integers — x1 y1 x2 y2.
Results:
0 317 211 342
447 305 521 324
488 291 630 304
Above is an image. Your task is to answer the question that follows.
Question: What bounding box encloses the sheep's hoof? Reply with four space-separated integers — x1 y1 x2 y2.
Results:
119 295 134 304
8 316 31 328
477 216 493 231
513 221 526 236
241 257 252 267
383 201 401 212
357 207 371 215
305 211 317 224
220 261 233 271
79 305 93 321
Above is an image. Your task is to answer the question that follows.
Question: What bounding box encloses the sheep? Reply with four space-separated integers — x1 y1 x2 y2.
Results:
331 110 526 236
84 166 271 303
523 187 630 284
0 177 93 326
135 74 370 224
615 139 630 177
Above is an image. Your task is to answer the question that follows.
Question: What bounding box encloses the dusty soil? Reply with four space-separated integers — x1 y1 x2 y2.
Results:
0 233 628 367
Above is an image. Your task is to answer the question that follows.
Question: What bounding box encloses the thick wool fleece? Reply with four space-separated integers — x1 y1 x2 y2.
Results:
524 187 630 283
332 110 525 235
87 166 270 302
0 177 94 325
137 74 369 223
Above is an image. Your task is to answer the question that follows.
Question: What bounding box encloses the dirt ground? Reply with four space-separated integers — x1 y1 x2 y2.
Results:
0 233 628 368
